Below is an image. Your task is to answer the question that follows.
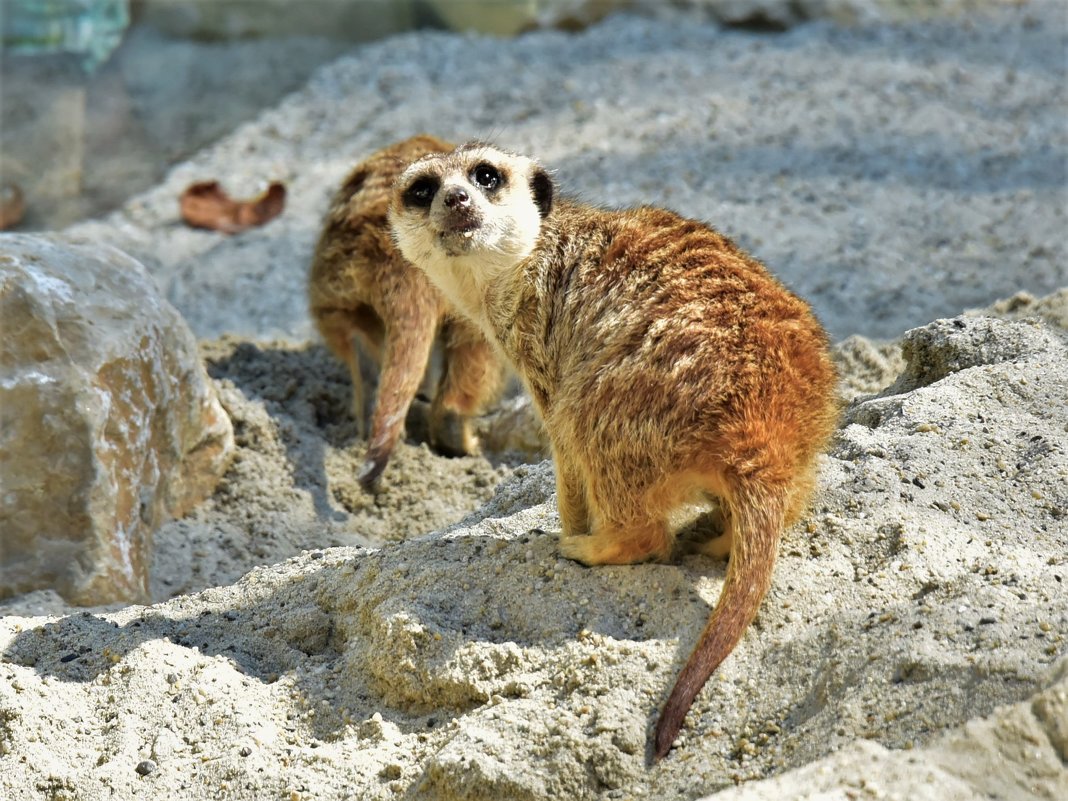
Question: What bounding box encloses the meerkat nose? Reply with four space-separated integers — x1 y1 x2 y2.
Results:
443 187 471 209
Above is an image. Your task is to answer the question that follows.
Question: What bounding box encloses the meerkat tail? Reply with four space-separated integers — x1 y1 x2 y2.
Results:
358 320 438 490
653 480 785 761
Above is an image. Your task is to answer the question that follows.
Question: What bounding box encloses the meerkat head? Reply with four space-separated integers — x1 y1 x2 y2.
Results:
389 143 554 306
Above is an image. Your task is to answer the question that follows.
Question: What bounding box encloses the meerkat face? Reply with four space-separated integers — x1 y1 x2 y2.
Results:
389 143 554 286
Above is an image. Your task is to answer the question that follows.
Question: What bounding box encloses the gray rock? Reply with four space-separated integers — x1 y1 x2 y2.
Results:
701 658 1068 800
832 334 906 401
884 315 1065 395
0 234 233 605
427 1 1007 33
969 288 1068 334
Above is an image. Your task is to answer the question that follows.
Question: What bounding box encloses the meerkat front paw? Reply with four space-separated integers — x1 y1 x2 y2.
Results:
558 533 598 566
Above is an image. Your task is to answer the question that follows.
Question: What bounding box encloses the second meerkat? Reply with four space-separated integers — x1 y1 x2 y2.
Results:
309 135 505 488
389 143 839 760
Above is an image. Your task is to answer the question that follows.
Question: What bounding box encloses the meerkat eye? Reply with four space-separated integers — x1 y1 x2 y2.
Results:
472 163 502 190
403 177 439 208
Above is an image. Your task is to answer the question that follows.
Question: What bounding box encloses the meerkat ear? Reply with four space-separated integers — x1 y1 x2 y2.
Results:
530 168 554 218
340 166 369 198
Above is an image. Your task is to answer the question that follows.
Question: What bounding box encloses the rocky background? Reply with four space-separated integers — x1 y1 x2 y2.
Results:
1 1 1066 799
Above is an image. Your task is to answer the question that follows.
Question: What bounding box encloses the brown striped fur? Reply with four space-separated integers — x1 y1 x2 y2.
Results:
309 136 505 488
389 144 839 761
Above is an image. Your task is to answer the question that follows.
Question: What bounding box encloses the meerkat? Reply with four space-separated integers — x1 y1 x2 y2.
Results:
309 135 506 489
389 143 839 761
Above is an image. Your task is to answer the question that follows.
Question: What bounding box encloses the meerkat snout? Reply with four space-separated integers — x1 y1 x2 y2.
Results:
400 172 483 253
439 184 480 241
442 186 470 208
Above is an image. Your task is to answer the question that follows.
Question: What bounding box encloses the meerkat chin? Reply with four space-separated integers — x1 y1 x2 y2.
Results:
390 142 839 763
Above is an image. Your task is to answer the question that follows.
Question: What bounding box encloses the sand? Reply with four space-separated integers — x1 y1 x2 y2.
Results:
2 2 1066 799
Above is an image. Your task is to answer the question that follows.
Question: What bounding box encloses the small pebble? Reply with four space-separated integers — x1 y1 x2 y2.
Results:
379 764 403 780
135 759 157 776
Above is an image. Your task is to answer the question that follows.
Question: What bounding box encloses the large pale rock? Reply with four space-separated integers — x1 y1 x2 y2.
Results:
0 234 233 605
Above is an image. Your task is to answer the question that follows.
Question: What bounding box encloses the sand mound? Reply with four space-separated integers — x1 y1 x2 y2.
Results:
2 305 1065 799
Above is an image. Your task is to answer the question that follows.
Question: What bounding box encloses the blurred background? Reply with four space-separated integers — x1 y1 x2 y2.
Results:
1 0 1002 230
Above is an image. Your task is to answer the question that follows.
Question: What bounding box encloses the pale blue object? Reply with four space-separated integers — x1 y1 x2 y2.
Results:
0 0 130 71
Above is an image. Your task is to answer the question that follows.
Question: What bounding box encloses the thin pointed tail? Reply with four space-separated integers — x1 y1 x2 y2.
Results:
653 481 785 760
359 320 436 489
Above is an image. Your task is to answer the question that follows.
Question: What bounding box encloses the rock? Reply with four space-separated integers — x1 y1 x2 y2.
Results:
832 334 906 401
0 234 233 605
969 288 1068 334
421 0 997 35
883 316 1064 395
476 395 550 460
701 659 1068 800
833 290 1068 404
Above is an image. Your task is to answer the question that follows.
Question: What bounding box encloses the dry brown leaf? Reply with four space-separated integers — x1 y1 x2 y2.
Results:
0 183 25 230
179 180 286 234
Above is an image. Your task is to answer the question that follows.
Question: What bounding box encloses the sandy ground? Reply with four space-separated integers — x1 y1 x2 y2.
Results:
1 299 1065 799
1 2 1066 799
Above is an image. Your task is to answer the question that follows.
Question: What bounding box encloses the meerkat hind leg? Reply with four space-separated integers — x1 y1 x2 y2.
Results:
692 505 733 560
430 325 504 456
697 530 733 560
558 470 686 565
314 307 382 438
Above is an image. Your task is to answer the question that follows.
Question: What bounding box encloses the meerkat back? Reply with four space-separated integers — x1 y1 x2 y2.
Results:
308 135 505 489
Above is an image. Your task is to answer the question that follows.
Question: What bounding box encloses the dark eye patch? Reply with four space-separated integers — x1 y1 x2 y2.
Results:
403 176 439 208
471 163 503 191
